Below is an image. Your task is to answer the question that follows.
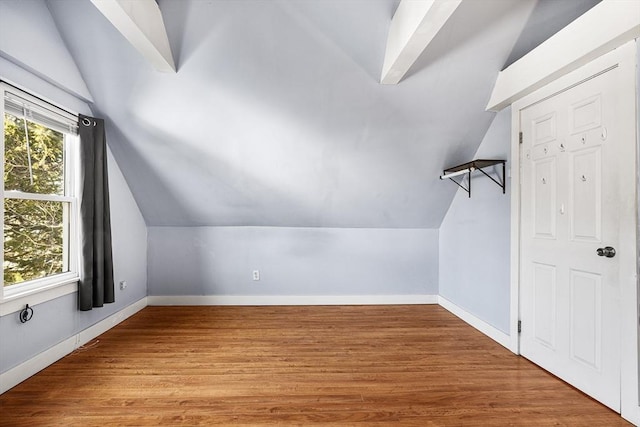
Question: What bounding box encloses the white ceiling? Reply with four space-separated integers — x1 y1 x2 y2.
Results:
46 0 599 228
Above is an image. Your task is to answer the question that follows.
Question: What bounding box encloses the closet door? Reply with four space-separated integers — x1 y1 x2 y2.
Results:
519 59 633 411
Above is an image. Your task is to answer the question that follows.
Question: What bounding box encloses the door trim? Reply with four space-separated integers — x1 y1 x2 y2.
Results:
487 0 640 111
510 40 638 422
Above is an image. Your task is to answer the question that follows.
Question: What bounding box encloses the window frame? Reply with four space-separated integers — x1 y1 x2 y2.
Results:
0 83 80 306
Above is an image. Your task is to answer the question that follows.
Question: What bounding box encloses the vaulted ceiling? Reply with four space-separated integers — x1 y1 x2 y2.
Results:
45 0 599 228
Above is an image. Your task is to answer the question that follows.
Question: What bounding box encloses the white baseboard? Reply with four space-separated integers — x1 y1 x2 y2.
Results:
622 407 640 427
438 296 513 352
148 294 438 306
76 298 148 347
0 297 147 394
0 335 77 395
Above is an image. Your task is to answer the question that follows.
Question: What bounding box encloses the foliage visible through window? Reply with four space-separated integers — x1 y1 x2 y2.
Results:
3 112 69 286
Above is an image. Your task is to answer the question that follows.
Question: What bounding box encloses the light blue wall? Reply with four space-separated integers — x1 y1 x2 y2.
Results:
0 0 147 374
439 108 512 333
149 227 438 297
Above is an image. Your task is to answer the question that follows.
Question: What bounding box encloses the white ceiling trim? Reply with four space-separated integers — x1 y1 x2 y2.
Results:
90 0 176 73
486 0 640 112
380 0 462 85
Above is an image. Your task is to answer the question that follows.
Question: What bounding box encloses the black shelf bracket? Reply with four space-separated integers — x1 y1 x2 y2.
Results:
439 159 506 198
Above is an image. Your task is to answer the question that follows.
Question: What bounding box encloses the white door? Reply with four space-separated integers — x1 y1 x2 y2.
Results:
519 63 633 411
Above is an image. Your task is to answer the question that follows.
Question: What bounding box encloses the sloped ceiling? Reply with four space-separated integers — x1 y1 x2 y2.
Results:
0 0 92 102
47 0 598 228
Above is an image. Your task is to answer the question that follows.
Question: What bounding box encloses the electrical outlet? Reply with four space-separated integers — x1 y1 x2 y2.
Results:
119 281 127 290
252 270 260 281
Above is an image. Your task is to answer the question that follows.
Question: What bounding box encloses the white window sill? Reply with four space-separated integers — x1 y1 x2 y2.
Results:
0 277 78 316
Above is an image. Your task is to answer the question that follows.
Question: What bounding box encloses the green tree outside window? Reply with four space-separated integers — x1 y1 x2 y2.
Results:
3 113 67 286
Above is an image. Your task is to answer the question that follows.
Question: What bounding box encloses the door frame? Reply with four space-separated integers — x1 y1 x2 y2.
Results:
510 40 638 422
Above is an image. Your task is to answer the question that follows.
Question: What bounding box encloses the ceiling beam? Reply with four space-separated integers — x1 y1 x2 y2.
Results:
90 0 176 73
380 0 462 85
486 0 640 111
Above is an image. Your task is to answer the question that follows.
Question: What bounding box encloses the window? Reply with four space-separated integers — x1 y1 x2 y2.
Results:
1 84 80 300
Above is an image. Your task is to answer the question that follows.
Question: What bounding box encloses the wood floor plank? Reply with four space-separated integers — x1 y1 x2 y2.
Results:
0 305 630 426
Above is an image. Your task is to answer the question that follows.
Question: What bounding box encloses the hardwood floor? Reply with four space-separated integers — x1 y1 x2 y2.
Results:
0 305 630 426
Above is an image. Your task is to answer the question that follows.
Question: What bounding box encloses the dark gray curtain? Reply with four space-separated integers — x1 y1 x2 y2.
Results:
78 114 114 311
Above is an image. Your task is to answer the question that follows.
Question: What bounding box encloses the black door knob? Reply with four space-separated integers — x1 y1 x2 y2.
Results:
596 246 616 258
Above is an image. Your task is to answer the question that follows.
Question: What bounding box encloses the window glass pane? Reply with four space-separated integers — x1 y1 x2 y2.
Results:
4 199 68 286
3 113 65 195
